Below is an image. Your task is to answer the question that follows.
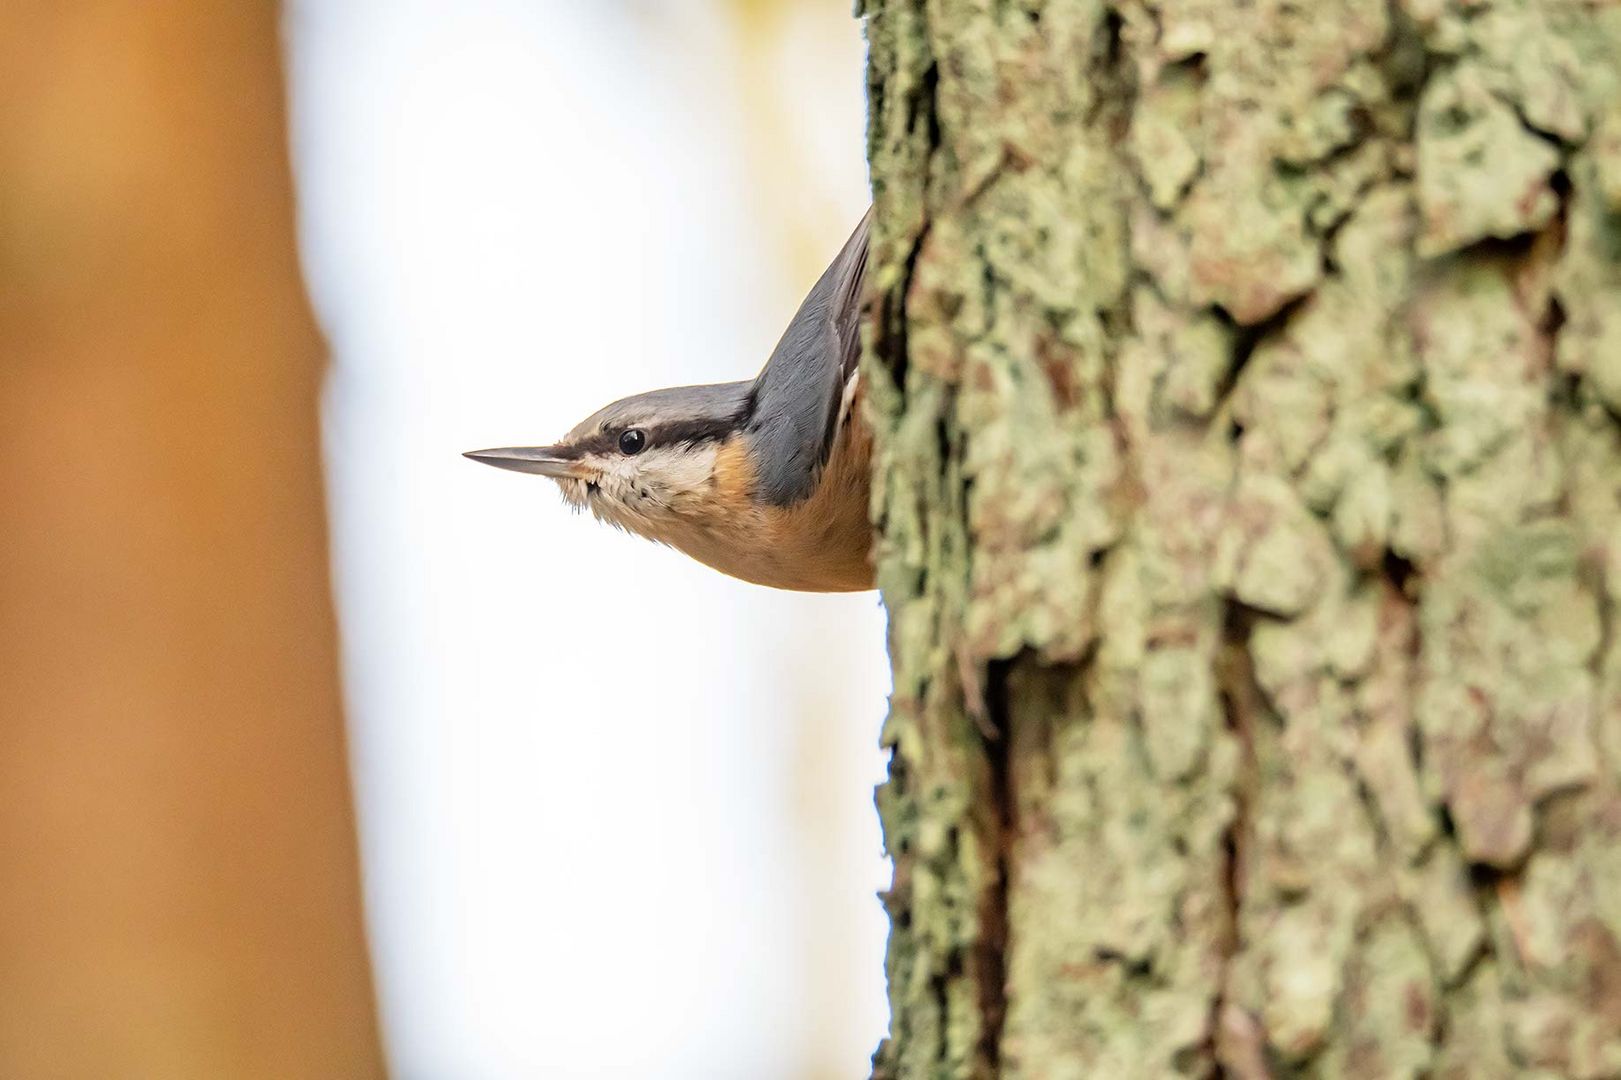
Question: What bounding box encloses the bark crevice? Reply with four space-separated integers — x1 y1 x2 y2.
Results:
1212 602 1264 1078
975 658 1017 1074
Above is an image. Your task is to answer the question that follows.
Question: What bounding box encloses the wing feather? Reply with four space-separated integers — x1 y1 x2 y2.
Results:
744 207 873 507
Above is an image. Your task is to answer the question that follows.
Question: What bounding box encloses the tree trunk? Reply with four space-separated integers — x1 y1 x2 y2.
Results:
863 1 1621 1076
0 5 384 1077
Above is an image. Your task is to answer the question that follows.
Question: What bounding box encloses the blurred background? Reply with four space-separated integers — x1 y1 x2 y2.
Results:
1 2 884 1078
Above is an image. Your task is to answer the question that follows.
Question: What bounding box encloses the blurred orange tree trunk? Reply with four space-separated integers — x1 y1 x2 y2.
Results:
864 0 1621 1075
0 5 384 1078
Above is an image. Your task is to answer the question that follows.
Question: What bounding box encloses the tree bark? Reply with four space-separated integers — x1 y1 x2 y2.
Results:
863 1 1621 1076
0 5 384 1077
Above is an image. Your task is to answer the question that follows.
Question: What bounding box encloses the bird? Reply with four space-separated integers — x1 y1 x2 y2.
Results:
465 209 875 592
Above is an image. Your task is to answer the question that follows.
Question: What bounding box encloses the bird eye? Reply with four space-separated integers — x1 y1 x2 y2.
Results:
618 428 647 455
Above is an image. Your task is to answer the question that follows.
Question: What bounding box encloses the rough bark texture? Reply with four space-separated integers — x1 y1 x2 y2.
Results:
863 1 1621 1076
0 5 384 1077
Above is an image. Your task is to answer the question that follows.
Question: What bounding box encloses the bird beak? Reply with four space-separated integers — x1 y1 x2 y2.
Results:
462 446 580 479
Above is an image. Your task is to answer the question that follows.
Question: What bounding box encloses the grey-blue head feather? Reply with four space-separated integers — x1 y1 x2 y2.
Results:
564 381 753 450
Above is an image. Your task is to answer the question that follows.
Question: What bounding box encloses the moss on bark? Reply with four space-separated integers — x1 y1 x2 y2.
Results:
863 1 1621 1076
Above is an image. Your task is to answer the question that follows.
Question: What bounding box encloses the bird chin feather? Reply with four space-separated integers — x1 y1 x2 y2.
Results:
552 476 593 512
549 469 636 531
562 446 719 538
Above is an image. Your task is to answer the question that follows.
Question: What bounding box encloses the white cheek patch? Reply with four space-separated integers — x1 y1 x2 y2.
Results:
655 443 718 495
581 444 720 533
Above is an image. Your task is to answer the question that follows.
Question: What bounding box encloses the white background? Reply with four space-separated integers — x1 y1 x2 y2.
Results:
286 3 889 1077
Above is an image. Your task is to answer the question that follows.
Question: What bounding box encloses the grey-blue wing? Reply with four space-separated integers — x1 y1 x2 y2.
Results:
744 207 872 507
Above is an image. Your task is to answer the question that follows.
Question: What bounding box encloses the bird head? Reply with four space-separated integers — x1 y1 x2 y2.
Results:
465 381 754 539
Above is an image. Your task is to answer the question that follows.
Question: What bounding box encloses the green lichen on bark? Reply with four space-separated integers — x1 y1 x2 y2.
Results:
863 0 1621 1077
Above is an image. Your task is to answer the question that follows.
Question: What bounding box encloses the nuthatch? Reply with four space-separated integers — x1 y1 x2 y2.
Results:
465 209 874 592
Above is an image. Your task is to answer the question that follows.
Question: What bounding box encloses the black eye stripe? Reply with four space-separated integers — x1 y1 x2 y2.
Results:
644 417 741 449
596 418 742 450
565 413 746 458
